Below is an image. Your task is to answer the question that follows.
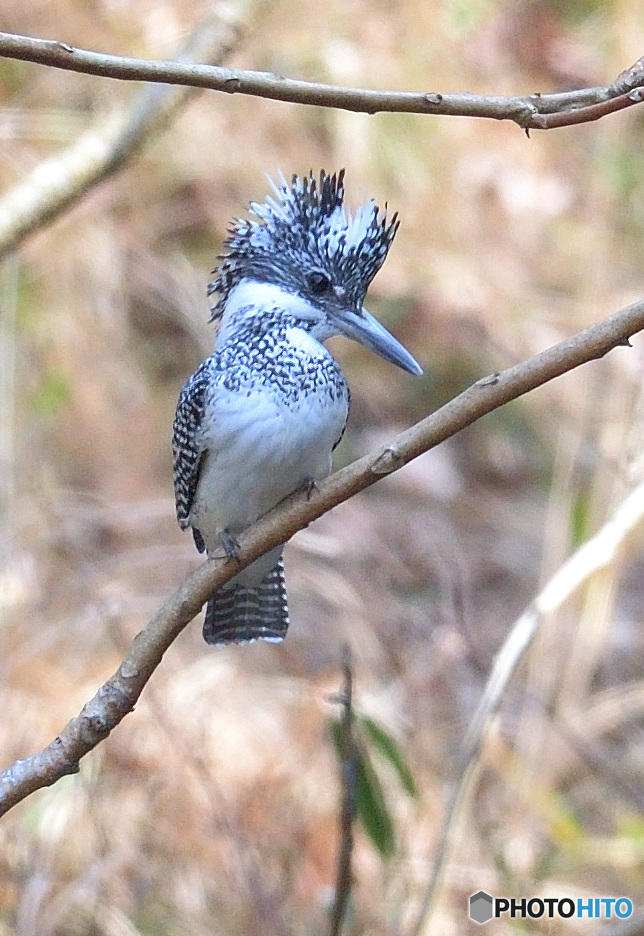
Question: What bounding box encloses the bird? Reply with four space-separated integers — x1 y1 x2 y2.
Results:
172 169 422 647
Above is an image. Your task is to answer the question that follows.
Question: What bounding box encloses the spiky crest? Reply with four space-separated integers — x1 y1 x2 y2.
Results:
208 170 399 321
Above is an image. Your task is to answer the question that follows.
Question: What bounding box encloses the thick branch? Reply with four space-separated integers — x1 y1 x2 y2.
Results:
1 299 644 816
0 32 643 130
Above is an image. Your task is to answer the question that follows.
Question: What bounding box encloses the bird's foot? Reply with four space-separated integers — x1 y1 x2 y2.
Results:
300 476 318 501
219 528 242 563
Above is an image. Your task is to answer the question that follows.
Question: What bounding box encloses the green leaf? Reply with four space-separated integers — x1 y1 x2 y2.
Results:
359 716 417 798
354 741 396 858
328 719 396 859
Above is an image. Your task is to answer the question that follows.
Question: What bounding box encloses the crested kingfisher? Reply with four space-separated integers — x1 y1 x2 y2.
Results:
172 170 421 647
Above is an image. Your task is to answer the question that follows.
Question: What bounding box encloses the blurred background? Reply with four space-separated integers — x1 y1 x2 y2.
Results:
1 1 644 933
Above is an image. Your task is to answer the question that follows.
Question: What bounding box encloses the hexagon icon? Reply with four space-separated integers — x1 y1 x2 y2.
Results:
469 891 494 924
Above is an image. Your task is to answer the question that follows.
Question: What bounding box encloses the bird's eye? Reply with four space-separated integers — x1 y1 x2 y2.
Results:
307 270 332 295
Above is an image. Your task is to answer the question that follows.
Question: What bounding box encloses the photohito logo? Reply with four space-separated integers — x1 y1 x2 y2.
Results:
469 891 633 925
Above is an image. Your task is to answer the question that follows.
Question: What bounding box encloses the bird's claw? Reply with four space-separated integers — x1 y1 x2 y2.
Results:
219 529 242 563
301 476 318 501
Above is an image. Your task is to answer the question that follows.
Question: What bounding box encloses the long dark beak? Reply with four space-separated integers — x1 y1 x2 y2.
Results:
334 307 422 376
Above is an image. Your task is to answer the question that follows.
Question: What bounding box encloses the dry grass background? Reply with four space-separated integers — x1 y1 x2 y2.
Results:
1 0 644 933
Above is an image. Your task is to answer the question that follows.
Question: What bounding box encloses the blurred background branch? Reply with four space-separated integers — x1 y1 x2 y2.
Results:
328 645 356 936
0 1 257 258
415 475 644 935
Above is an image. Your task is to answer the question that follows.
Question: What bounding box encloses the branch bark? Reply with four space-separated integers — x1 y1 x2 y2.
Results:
1 299 644 817
0 32 643 131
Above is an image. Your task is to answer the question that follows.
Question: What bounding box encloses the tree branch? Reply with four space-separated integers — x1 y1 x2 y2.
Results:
329 645 356 936
413 475 644 936
0 2 258 258
0 31 643 131
2 299 644 817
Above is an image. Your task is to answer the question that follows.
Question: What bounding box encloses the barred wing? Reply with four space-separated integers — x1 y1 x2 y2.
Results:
172 359 211 532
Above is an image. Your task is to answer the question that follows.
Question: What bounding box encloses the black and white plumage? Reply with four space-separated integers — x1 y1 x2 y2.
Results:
173 170 421 647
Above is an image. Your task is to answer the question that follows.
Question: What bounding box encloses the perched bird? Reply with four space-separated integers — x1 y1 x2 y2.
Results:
172 170 421 646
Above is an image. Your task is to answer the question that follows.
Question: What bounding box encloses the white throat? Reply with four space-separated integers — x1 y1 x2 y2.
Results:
215 279 321 347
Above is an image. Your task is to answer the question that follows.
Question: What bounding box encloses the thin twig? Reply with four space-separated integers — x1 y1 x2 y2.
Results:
2 299 644 817
329 645 356 936
413 476 644 936
0 2 257 258
0 32 642 131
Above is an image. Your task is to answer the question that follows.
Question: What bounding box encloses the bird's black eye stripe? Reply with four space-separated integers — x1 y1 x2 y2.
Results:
307 270 332 294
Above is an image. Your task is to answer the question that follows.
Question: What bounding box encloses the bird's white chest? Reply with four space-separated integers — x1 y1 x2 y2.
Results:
189 332 348 548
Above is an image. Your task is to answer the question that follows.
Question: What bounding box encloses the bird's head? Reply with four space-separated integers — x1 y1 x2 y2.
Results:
208 170 422 376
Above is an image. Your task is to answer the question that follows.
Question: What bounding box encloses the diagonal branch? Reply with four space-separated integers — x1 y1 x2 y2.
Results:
1 299 644 818
0 2 257 258
0 32 643 131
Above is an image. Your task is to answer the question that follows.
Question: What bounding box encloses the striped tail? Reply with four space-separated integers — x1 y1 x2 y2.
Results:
202 558 289 646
